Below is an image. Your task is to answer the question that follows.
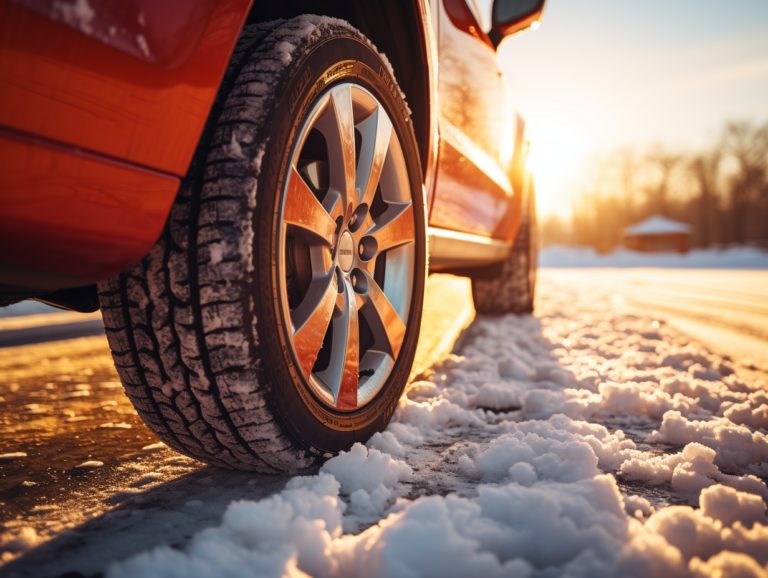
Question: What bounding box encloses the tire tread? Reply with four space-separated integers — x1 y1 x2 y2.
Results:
471 191 537 315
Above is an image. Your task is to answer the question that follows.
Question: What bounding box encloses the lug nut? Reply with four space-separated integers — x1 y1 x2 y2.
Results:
357 236 378 261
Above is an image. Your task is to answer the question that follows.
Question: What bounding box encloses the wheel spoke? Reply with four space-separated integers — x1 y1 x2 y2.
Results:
356 104 393 208
323 189 344 224
360 271 406 360
317 278 359 409
315 85 357 210
364 202 415 254
291 270 338 379
284 167 336 246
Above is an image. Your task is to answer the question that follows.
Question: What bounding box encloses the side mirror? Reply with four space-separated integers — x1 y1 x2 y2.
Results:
489 0 546 48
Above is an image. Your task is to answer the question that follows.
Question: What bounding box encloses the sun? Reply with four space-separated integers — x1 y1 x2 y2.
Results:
525 118 586 219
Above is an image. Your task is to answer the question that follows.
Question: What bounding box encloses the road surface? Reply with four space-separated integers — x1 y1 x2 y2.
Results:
540 269 768 375
1 269 766 577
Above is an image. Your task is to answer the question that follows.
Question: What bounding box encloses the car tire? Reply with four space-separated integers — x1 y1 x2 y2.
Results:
471 180 537 315
97 16 427 472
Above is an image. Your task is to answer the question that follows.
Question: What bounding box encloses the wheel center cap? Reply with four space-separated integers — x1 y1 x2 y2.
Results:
338 232 354 272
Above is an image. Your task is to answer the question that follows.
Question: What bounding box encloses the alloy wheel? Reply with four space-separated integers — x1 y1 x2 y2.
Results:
278 83 416 412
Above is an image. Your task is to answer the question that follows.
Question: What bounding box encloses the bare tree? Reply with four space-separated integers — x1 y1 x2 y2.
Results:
646 146 683 215
539 214 571 247
565 119 768 251
617 147 638 223
722 121 768 244
689 150 721 247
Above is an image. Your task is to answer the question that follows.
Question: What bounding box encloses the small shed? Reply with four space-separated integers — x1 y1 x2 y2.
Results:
621 215 693 254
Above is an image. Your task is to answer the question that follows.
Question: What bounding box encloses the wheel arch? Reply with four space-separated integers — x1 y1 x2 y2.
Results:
246 1 437 195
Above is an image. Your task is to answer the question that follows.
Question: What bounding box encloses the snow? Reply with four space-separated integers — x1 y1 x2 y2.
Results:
0 452 27 462
624 214 693 236
109 473 344 578
319 444 411 525
471 425 602 483
99 275 768 578
540 245 768 269
51 0 95 35
135 34 150 58
0 527 39 562
74 461 104 470
725 392 768 430
690 552 768 578
698 485 768 529
106 471 768 578
366 431 406 458
647 412 768 470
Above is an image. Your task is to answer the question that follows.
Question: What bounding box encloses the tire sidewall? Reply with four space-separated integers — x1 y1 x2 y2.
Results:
253 34 426 455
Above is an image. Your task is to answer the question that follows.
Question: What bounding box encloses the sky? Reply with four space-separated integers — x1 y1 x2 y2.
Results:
494 0 768 218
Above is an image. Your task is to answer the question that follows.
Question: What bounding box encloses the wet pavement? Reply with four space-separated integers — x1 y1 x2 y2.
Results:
0 337 172 545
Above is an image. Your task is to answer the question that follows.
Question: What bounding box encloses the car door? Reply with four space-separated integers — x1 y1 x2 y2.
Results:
429 0 515 239
0 0 250 286
0 0 250 176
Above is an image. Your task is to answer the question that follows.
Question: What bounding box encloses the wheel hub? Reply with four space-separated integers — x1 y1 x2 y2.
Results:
338 231 354 272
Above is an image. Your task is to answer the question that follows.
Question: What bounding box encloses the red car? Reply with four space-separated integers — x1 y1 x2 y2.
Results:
0 0 542 471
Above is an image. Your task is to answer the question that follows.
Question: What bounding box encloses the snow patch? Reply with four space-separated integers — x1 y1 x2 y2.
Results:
1 526 39 565
366 431 405 458
74 461 104 471
319 443 411 525
540 244 768 270
108 473 343 578
647 411 768 470
113 474 768 578
0 452 27 462
52 0 95 35
320 443 411 496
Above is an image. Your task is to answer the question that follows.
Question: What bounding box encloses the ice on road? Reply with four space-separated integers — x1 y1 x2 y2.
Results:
4 273 768 578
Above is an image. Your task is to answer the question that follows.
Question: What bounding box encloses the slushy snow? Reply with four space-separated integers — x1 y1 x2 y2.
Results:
105 277 768 577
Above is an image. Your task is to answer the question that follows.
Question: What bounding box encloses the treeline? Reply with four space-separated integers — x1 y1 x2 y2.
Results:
540 120 768 252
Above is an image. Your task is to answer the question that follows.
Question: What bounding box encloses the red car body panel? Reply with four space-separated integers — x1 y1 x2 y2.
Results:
0 0 251 175
0 0 251 286
0 127 179 287
430 0 520 240
413 0 439 212
0 0 529 293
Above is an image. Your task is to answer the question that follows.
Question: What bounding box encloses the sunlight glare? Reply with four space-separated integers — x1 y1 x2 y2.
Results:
525 119 585 218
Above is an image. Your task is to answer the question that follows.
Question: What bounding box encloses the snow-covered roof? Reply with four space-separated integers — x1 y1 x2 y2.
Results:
624 214 692 236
